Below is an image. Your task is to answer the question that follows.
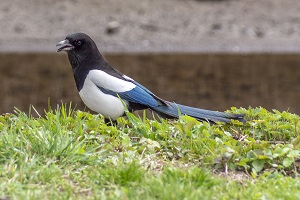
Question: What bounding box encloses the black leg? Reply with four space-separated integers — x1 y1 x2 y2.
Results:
104 118 117 126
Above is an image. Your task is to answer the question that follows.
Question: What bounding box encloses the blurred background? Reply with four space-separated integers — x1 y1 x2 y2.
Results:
1 0 300 115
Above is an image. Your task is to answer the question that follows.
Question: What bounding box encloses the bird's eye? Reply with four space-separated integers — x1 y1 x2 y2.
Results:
75 40 82 46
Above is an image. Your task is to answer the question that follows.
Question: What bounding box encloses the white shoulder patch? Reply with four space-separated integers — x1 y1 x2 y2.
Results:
122 74 134 81
87 70 136 92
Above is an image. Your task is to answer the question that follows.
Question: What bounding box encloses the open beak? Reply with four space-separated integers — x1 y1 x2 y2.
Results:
56 39 74 52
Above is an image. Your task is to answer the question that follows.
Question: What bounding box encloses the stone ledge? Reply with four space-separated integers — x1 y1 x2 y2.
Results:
0 53 299 115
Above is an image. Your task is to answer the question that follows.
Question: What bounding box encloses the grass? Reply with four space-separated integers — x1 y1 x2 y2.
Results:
0 104 300 199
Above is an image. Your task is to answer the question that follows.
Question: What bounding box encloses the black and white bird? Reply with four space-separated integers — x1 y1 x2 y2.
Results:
56 32 245 124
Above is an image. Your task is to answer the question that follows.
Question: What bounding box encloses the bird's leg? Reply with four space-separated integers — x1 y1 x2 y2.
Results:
104 118 117 126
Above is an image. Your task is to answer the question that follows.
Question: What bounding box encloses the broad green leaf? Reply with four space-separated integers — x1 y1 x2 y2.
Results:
252 160 265 173
283 157 294 168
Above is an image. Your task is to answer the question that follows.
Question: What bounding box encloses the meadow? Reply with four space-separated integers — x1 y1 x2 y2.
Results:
0 104 299 199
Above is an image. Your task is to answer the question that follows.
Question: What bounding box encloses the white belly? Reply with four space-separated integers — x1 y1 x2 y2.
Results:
78 77 127 119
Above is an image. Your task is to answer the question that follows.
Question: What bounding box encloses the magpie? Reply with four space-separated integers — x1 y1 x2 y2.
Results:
56 32 245 124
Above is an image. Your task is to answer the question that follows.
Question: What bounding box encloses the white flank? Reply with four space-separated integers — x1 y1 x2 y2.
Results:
79 71 133 119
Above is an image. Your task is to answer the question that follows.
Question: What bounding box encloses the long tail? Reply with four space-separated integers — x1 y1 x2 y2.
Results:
151 101 245 123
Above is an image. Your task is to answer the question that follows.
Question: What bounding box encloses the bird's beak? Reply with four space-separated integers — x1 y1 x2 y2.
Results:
56 39 74 52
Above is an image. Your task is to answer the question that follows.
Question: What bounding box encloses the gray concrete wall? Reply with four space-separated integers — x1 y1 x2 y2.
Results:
1 0 300 53
1 0 300 116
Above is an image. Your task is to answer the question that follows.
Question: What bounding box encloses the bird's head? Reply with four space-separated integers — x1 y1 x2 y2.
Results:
56 32 95 53
56 33 101 68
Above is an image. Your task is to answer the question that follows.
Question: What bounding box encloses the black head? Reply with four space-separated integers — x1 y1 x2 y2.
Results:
56 32 102 69
56 32 94 52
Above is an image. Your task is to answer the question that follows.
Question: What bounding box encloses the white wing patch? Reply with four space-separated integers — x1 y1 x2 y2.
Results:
87 70 136 92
